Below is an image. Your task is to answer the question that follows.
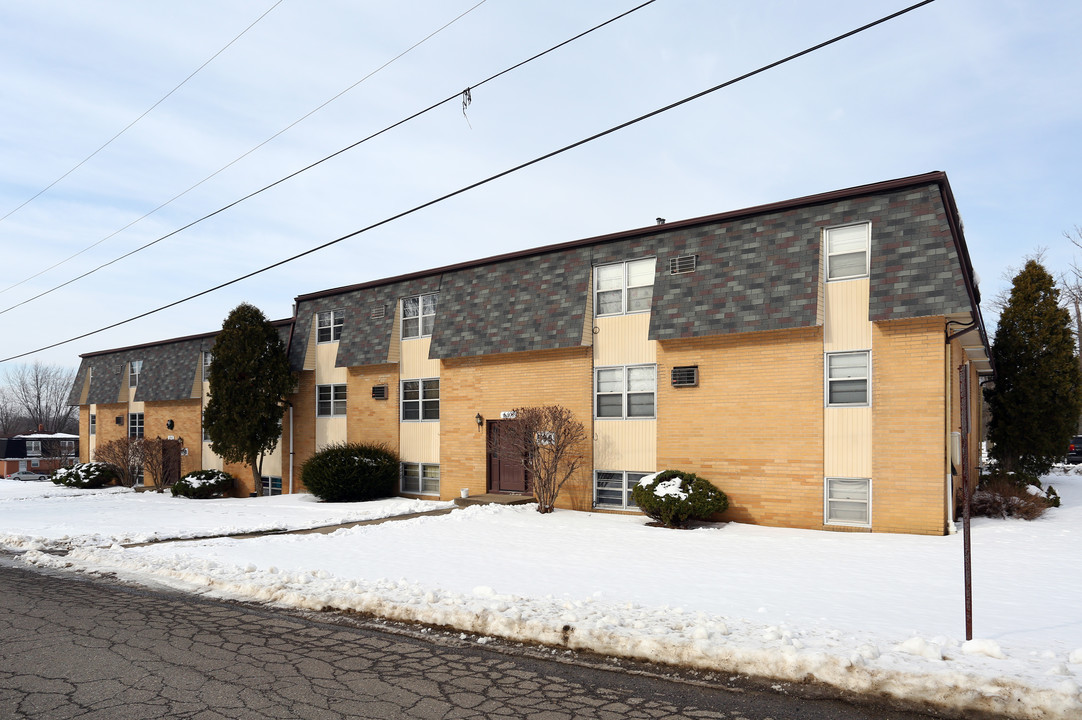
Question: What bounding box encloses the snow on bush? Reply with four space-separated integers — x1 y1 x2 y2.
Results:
52 462 118 489
632 470 728 528
172 470 234 499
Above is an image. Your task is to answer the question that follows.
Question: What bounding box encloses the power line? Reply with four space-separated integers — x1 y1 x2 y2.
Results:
0 0 652 317
0 0 285 232
0 0 485 298
0 0 936 364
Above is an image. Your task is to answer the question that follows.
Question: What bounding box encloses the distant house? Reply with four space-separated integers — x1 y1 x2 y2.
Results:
69 172 992 534
1 432 78 478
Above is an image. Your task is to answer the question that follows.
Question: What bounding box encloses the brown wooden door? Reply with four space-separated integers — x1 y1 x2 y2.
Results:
162 440 182 487
487 421 527 493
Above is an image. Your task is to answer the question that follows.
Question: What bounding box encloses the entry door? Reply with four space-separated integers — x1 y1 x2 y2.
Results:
487 421 527 493
162 440 182 487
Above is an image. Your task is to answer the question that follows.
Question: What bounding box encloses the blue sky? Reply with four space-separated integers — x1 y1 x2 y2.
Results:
1 0 1080 367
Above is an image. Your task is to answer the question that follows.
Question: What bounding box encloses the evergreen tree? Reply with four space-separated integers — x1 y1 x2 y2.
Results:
985 260 1082 476
203 303 295 491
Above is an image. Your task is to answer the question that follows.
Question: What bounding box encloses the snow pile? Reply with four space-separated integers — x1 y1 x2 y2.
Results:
9 471 1082 717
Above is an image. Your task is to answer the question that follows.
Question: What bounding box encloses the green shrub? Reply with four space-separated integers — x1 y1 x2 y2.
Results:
301 442 399 502
631 469 728 528
51 462 119 489
172 469 235 499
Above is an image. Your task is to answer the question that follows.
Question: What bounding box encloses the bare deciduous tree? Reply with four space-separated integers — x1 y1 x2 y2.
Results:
94 437 144 488
140 437 168 492
3 361 78 433
0 386 23 436
488 405 587 514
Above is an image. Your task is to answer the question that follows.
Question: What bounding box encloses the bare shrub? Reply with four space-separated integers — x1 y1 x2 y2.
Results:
971 476 1053 520
94 438 144 488
488 405 587 513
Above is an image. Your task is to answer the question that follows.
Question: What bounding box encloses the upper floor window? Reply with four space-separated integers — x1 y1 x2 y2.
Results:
202 352 213 381
826 351 870 406
401 378 439 421
826 223 870 281
595 258 655 316
402 294 438 339
129 360 143 388
596 365 656 419
26 440 41 456
89 414 97 436
317 384 347 417
60 440 75 456
129 413 144 439
317 310 343 343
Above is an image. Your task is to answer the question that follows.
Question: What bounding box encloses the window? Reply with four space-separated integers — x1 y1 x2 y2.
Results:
826 223 870 281
89 414 96 436
60 440 75 456
826 351 870 406
595 365 656 418
595 258 655 316
594 470 649 510
202 352 212 381
402 293 438 339
26 440 41 456
129 360 143 388
825 477 871 526
401 379 439 421
129 413 144 439
30 459 40 468
317 310 343 343
261 476 283 496
401 463 440 495
317 384 347 417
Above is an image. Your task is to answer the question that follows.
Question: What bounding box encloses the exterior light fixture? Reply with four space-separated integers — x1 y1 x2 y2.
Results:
475 413 484 430
166 419 174 430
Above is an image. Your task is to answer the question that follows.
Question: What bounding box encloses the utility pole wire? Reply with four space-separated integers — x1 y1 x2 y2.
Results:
0 0 936 364
0 0 650 317
0 0 486 298
0 0 285 231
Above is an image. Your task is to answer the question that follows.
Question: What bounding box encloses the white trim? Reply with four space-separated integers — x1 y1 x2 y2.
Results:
316 383 347 417
593 470 648 510
825 350 871 407
594 364 657 419
400 377 440 422
316 310 344 344
824 476 872 527
401 293 438 339
401 462 440 496
594 257 656 317
824 222 871 282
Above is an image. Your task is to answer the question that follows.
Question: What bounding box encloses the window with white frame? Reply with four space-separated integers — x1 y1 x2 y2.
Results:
30 459 40 468
401 463 440 495
261 476 283 496
202 411 210 442
401 379 439 421
26 440 41 456
825 477 871 526
595 365 656 418
317 384 347 417
402 293 438 339
129 413 144 439
594 470 649 510
826 351 870 406
60 440 75 456
129 359 143 388
317 310 344 343
89 414 96 435
825 223 870 281
202 352 212 381
594 258 655 316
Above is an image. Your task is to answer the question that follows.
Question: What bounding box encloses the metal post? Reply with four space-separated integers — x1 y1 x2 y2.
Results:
959 364 972 641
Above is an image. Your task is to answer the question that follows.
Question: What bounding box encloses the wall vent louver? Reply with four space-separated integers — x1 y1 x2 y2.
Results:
370 305 386 319
372 385 388 400
671 366 699 388
669 254 698 274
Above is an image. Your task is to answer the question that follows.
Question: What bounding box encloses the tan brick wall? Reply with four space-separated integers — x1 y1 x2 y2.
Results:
872 317 948 535
143 399 203 478
657 326 826 529
346 364 400 452
287 371 316 494
441 347 594 509
93 403 129 456
78 406 91 463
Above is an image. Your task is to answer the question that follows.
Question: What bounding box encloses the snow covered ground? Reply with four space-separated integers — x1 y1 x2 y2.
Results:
4 472 1082 719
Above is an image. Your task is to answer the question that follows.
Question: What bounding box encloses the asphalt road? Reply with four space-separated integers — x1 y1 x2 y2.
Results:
0 563 962 720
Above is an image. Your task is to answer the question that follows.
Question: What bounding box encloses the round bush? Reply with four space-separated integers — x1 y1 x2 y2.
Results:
52 462 119 489
172 469 235 499
301 442 399 502
631 469 728 528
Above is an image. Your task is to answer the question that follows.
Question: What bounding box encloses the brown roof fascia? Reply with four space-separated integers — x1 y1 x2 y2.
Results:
79 318 294 359
294 171 954 304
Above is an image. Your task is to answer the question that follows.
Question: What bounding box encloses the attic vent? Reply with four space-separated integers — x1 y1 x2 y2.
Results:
671 366 699 388
372 385 388 400
669 254 698 274
370 304 386 319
